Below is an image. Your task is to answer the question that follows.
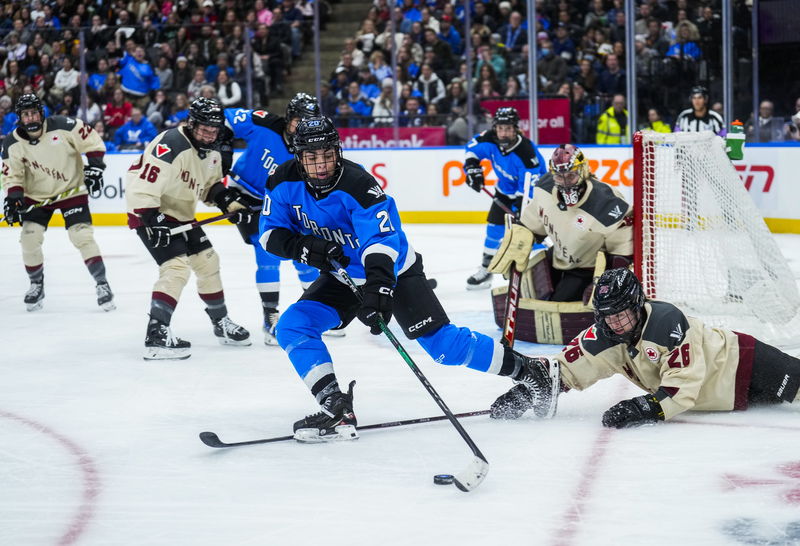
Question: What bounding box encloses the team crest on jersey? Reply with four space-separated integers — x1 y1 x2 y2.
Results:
253 110 268 118
209 156 219 169
49 134 61 145
156 143 171 157
573 215 586 229
645 347 659 361
583 325 598 341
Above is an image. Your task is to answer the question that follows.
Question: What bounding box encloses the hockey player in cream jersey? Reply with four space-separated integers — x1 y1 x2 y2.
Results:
2 93 115 312
491 268 800 426
126 97 252 360
489 143 633 302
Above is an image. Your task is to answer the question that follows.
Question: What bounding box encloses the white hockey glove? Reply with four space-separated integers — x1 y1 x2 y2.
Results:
488 223 534 275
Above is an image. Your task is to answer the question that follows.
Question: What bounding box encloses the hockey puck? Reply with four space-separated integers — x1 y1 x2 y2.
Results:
433 474 454 485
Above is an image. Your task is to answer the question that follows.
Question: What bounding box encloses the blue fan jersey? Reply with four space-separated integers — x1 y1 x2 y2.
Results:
259 159 416 284
224 108 292 197
465 131 548 197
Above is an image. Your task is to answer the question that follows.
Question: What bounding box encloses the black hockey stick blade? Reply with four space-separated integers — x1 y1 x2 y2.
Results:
199 410 491 449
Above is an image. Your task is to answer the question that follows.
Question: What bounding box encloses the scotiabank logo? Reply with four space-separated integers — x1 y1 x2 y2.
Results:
735 164 775 192
442 159 496 196
342 134 428 148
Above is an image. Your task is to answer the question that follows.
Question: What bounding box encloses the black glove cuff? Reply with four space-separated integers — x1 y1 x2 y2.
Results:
140 209 164 226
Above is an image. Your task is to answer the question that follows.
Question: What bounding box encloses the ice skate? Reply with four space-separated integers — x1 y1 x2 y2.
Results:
466 265 493 290
24 280 44 312
491 351 560 419
207 310 251 346
263 307 280 346
322 326 346 338
294 381 358 443
144 319 191 361
96 281 116 311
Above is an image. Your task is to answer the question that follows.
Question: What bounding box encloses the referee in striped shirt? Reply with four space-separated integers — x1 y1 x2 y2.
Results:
674 86 727 136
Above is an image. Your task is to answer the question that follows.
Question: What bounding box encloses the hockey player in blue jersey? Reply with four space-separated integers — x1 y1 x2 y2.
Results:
221 93 326 345
258 116 560 441
462 107 548 289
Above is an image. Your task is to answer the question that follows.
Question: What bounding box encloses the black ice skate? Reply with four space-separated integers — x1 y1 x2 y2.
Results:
96 281 116 311
466 265 493 290
293 381 358 443
144 319 191 361
207 310 252 346
490 350 560 420
263 306 280 346
24 280 44 312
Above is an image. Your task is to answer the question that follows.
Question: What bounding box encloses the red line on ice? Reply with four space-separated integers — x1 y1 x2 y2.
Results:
0 410 100 546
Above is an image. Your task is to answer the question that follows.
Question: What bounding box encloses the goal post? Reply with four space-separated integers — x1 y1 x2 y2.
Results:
633 130 800 350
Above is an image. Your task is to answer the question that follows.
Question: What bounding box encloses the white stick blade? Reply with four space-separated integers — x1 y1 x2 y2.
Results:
453 456 489 492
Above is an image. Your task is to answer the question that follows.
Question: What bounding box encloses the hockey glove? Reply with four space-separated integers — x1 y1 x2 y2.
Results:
3 193 24 226
142 210 174 249
294 234 350 272
464 165 485 192
357 282 394 335
488 223 534 275
214 187 254 225
602 395 665 429
218 126 235 176
83 166 105 196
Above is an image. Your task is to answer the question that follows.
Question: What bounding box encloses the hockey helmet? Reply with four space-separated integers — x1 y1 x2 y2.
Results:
293 116 343 193
15 93 45 134
690 85 708 101
187 97 224 153
549 143 590 206
593 268 646 345
492 107 520 149
286 92 321 122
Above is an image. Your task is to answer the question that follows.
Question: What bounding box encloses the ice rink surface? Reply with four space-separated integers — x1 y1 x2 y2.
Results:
2 223 800 546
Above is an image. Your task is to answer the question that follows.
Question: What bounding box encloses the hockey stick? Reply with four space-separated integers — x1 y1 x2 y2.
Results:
481 186 518 219
501 214 522 348
331 259 489 492
169 206 261 235
1 186 86 224
228 175 265 199
199 410 492 448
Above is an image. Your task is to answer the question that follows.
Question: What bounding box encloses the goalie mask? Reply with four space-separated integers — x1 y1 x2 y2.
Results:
293 116 343 193
492 107 520 150
549 144 590 206
15 93 45 134
593 268 646 345
187 97 224 154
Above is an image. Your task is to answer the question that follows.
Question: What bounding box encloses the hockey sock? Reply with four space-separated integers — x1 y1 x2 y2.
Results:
260 291 279 310
85 256 107 283
498 346 522 377
26 264 43 283
312 376 340 404
200 291 227 320
150 292 177 325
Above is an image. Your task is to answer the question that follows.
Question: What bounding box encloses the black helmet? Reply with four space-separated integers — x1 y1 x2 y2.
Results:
549 143 590 206
293 116 343 193
690 86 708 101
187 97 224 152
15 93 45 134
492 107 520 149
286 92 321 122
593 268 646 344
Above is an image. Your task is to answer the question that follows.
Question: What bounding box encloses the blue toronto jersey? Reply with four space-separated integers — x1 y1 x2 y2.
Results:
465 131 548 197
259 159 415 284
224 108 293 197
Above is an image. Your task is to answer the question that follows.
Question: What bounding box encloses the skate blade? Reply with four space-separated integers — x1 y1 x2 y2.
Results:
217 337 253 347
143 347 192 361
100 301 116 312
322 329 346 338
26 301 44 312
264 335 280 346
293 425 359 443
466 279 493 291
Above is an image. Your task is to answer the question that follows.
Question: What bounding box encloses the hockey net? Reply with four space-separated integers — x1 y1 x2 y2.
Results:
634 130 800 350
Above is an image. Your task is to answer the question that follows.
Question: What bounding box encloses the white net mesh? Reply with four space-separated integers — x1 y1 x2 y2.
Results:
637 130 800 350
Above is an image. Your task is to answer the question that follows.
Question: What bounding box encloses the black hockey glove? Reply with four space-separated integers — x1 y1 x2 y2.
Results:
214 187 254 225
3 193 24 226
142 210 174 249
464 165 485 192
602 395 665 429
83 165 105 196
218 126 235 176
294 234 350 272
357 282 394 335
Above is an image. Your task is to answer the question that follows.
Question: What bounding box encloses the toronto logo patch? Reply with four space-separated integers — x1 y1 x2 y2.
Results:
645 347 659 361
156 144 171 157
